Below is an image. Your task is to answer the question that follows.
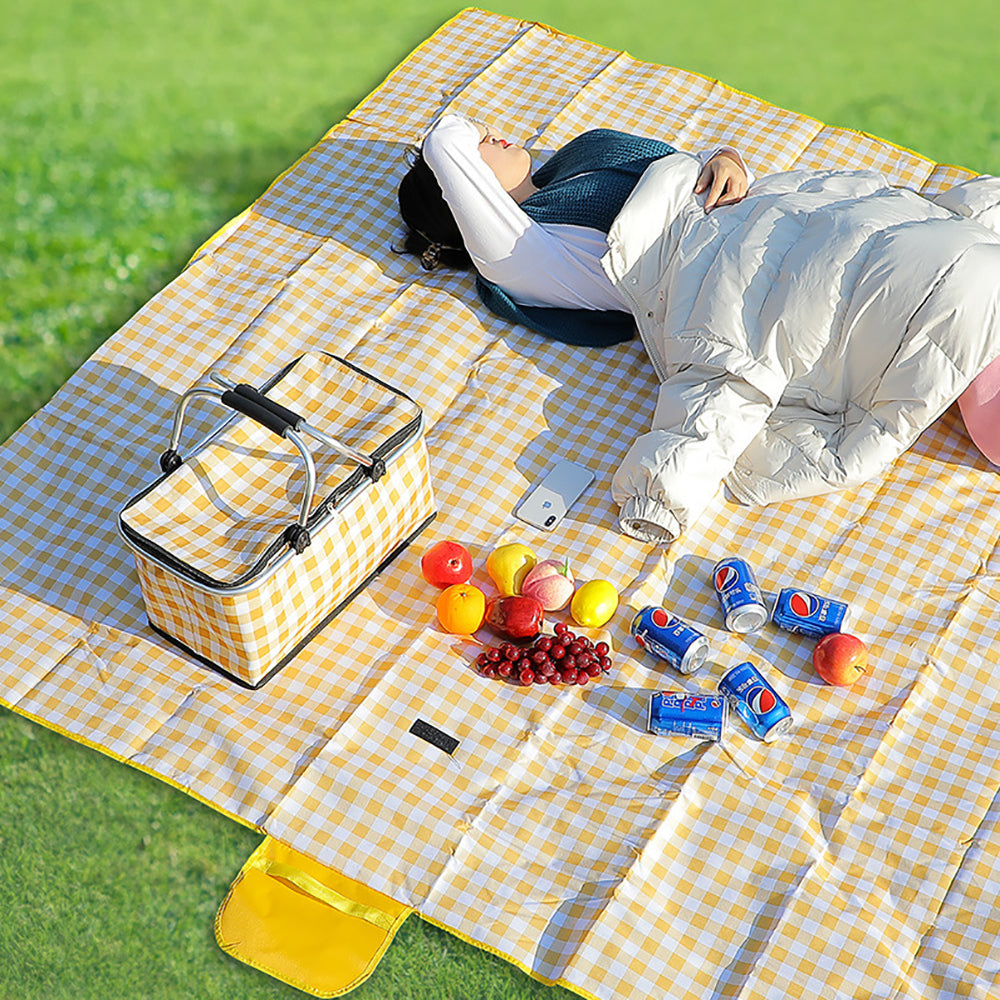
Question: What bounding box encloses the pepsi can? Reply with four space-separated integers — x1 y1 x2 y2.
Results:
631 606 709 674
711 557 768 632
771 587 849 639
718 661 793 743
647 691 728 740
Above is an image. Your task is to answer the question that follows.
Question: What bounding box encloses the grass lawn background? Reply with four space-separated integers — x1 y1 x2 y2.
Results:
0 1 997 998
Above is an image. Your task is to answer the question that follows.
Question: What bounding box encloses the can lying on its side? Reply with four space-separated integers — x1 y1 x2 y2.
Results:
647 691 728 741
771 587 849 639
718 661 793 743
631 606 709 674
711 556 768 633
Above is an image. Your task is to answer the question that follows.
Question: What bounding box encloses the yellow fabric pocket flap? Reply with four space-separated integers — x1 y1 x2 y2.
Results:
215 837 412 997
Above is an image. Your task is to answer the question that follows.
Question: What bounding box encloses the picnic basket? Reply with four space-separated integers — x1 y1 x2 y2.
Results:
118 351 436 687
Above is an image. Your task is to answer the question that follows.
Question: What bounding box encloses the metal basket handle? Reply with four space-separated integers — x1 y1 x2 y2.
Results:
157 377 385 554
211 376 386 480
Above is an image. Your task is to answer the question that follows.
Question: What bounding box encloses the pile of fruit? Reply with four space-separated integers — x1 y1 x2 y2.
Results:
420 539 620 683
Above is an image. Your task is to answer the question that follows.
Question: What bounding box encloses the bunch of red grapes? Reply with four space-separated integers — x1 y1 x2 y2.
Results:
474 622 612 686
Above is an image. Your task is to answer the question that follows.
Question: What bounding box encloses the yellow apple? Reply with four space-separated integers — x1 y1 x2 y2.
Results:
485 542 536 596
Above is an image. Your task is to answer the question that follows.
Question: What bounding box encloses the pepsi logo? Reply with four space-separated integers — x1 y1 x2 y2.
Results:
746 686 777 715
714 566 739 592
650 607 673 628
788 591 816 617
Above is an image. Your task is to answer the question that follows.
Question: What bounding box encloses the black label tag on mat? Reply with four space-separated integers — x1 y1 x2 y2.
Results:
409 719 459 755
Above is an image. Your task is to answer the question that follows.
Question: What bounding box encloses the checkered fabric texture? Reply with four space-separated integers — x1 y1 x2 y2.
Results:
120 352 435 685
2 8 998 998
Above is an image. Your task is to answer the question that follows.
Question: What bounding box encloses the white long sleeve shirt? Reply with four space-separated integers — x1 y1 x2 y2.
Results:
421 114 753 311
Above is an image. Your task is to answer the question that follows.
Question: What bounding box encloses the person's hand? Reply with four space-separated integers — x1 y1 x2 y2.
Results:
694 150 750 212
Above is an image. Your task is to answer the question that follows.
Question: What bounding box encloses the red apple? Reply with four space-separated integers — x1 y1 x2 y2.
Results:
484 595 544 641
813 633 869 687
421 540 474 588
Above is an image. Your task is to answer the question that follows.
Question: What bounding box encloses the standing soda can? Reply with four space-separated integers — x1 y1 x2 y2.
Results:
647 691 728 740
718 661 793 742
631 606 709 675
711 557 768 632
771 586 849 639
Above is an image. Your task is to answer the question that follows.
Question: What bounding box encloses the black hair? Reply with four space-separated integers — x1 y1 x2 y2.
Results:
396 149 473 271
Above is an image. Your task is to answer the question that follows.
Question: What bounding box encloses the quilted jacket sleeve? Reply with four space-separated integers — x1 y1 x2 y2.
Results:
612 364 776 543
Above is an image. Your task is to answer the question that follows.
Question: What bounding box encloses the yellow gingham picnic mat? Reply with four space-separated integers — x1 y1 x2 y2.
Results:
2 8 998 998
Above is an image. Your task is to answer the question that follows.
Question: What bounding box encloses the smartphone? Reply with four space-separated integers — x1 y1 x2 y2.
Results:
514 460 595 530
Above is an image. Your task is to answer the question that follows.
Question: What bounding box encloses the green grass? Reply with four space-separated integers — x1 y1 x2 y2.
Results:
1 1 998 997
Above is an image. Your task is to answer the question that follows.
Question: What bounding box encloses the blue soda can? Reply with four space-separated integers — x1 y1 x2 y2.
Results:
711 557 768 632
631 606 709 675
718 661 793 743
647 691 728 740
771 586 849 639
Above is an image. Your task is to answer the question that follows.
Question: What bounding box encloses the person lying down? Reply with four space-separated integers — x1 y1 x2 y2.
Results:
397 113 1000 544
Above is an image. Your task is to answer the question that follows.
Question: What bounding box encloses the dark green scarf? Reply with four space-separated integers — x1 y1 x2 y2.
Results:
476 129 675 347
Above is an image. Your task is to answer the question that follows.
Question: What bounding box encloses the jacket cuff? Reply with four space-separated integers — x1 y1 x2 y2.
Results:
617 497 681 544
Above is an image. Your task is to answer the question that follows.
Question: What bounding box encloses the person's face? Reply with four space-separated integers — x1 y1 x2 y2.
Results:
478 126 532 194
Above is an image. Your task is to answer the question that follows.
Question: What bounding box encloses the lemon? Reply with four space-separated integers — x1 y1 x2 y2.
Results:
570 580 619 628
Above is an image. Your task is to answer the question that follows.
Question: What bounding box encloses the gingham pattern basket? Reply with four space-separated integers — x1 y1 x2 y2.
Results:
118 352 436 687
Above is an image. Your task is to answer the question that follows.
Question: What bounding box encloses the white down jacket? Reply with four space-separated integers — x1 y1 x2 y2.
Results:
603 154 1000 543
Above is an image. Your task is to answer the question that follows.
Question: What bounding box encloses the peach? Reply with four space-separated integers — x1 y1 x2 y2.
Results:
521 559 575 611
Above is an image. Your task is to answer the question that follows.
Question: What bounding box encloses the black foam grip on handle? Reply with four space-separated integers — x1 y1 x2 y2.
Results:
232 384 305 431
221 389 292 437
